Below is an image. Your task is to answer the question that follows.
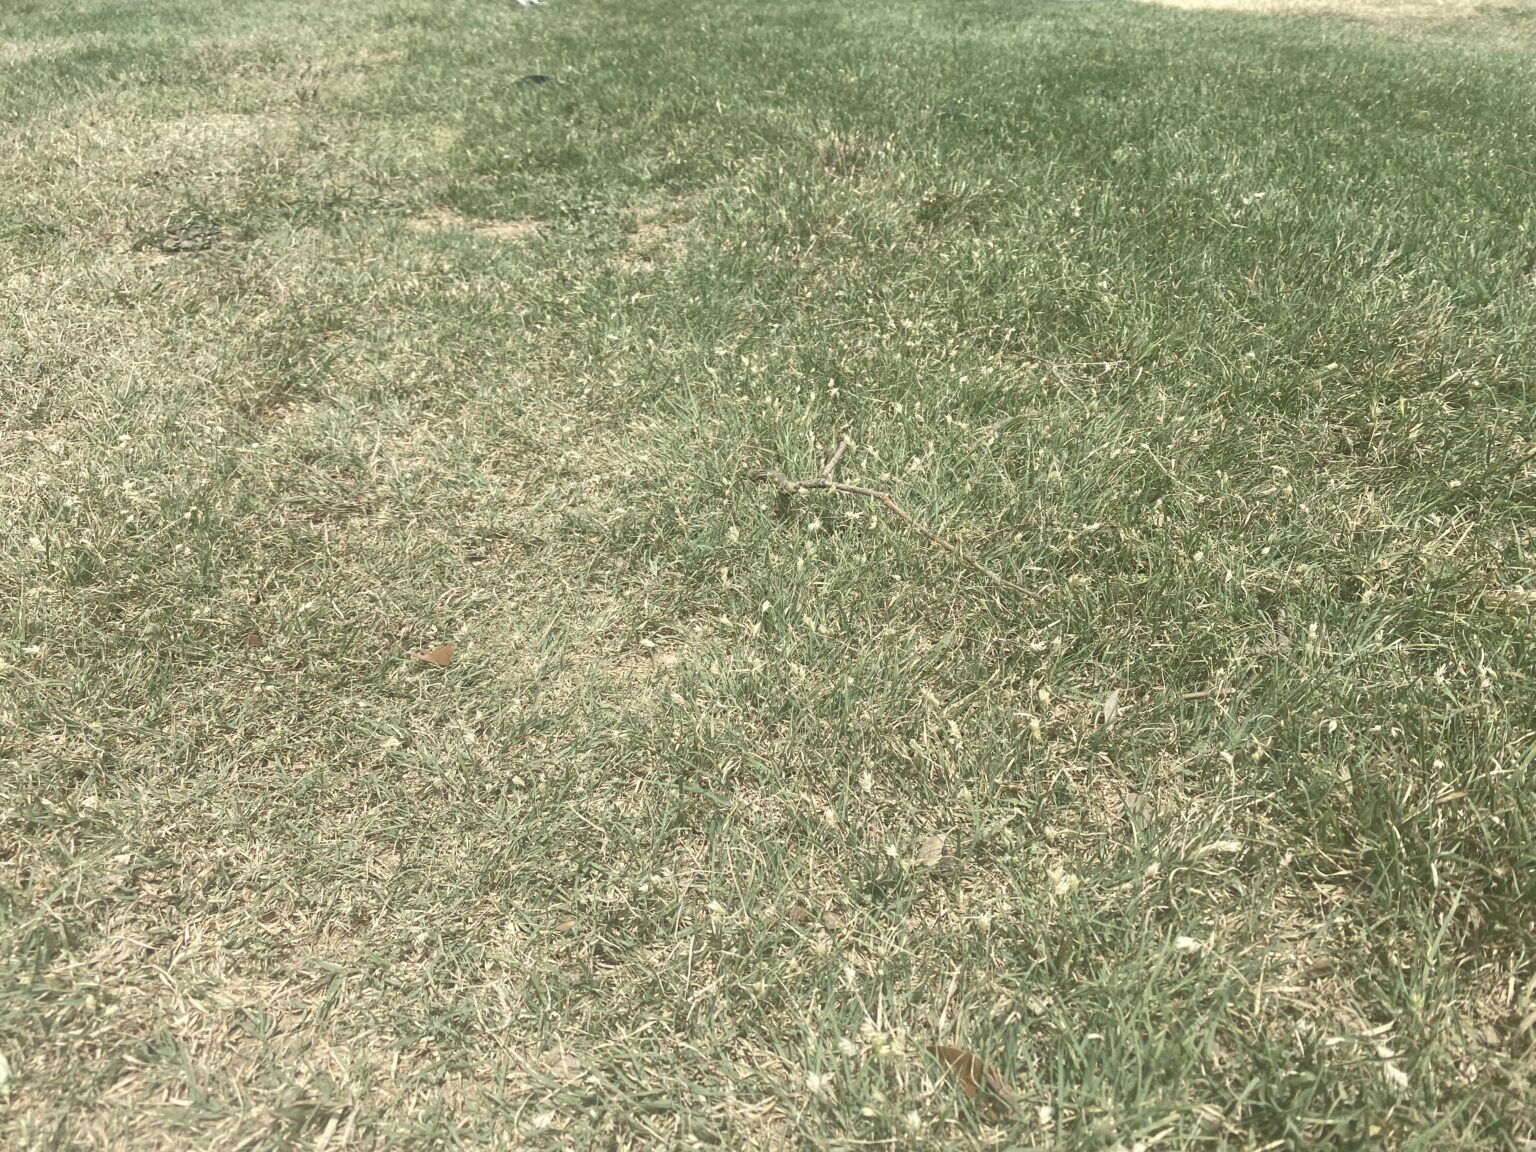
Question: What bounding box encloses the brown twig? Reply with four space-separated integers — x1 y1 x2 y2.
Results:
819 437 849 480
756 436 1031 596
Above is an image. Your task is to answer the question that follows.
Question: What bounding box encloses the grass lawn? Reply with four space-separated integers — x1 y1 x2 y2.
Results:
3 0 1536 1147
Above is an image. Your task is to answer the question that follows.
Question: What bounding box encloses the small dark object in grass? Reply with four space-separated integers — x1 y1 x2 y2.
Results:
516 74 552 85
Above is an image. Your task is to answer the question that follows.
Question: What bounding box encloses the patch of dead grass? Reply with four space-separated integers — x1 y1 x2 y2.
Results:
407 208 542 241
616 199 696 271
1140 0 1534 19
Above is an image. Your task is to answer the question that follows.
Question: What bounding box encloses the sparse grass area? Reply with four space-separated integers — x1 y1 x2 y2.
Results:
3 0 1535 1147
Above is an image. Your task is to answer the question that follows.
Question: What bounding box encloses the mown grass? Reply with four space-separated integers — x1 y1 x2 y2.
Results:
2 0 1535 1148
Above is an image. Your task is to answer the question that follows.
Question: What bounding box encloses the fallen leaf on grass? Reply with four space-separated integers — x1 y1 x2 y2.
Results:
928 1044 1016 1121
242 632 264 649
1101 688 1120 727
915 834 947 868
416 642 455 668
786 905 812 926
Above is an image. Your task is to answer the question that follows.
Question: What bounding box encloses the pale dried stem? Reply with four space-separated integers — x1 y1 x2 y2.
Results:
757 436 1032 597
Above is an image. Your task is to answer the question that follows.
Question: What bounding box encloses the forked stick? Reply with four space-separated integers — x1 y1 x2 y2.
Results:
757 436 1030 596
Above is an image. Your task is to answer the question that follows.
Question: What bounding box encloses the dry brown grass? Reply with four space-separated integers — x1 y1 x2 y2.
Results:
614 199 696 272
408 209 543 242
1141 0 1535 19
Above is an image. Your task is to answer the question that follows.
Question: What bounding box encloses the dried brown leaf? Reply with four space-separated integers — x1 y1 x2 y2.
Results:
786 905 812 926
928 1044 1016 1122
416 642 455 668
915 833 947 868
